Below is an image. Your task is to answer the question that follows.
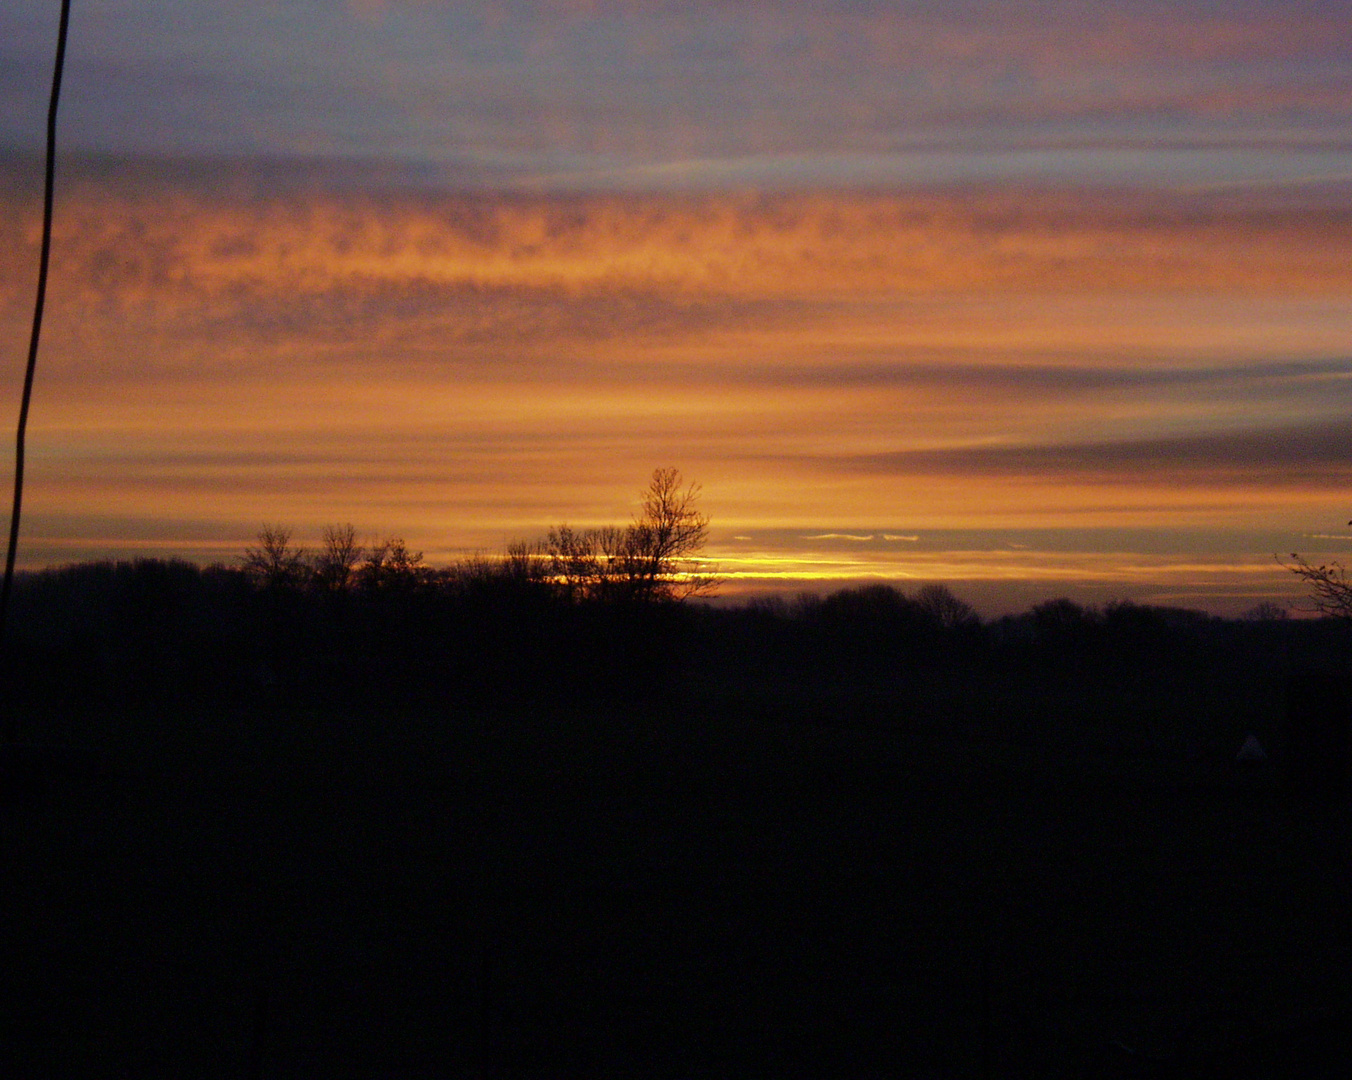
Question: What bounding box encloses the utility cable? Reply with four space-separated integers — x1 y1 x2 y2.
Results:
2 0 73 736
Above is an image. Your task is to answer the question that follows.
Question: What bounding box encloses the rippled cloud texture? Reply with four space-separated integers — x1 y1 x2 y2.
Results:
2 0 1351 612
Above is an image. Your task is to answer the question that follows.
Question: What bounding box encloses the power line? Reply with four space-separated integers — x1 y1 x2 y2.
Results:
2 0 73 730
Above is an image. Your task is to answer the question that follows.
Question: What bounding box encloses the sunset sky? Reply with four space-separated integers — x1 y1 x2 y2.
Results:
3 0 1351 614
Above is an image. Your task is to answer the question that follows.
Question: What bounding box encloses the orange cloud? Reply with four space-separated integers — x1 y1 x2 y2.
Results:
8 174 1351 317
3 162 1350 615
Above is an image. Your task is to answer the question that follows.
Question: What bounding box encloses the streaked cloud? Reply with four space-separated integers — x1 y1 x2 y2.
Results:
5 2 1351 186
2 1 1350 613
2 160 1348 610
5 168 1350 370
828 420 1352 486
802 534 875 542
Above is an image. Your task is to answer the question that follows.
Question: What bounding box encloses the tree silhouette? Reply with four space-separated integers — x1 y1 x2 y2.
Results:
914 583 979 631
544 469 717 603
312 523 363 592
1280 520 1352 618
545 524 623 603
360 536 427 593
241 525 308 592
625 467 717 601
1281 552 1352 619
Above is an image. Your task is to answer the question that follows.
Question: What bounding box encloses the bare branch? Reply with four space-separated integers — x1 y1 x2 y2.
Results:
1278 551 1352 619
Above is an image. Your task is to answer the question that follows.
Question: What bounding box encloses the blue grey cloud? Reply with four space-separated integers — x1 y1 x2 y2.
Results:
723 356 1352 395
826 420 1352 486
4 0 1349 188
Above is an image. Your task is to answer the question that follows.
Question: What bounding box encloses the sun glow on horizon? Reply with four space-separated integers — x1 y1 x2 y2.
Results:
3 0 1351 616
4 170 1351 614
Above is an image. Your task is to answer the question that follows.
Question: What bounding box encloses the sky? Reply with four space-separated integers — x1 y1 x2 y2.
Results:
2 0 1351 615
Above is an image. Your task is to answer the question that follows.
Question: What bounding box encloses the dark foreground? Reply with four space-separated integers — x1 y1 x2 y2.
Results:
4 680 1352 1079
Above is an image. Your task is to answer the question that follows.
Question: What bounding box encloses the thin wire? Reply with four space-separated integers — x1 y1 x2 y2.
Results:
1 0 73 652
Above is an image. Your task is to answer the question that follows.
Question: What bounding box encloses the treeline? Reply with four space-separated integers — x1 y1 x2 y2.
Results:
239 469 715 605
3 554 1344 723
1 540 710 713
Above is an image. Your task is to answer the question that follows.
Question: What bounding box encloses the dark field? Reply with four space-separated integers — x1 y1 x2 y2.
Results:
4 567 1352 1077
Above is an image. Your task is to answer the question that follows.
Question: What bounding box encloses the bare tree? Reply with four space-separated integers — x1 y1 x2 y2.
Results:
1242 600 1289 622
623 467 717 601
312 523 363 592
914 583 980 630
546 524 597 602
545 524 629 602
447 541 551 597
360 536 427 592
543 469 718 603
501 538 552 588
242 525 308 591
